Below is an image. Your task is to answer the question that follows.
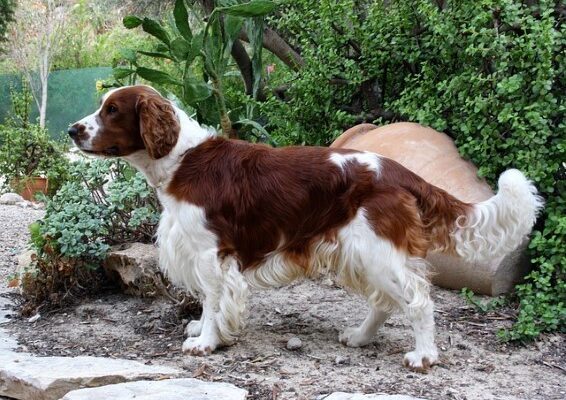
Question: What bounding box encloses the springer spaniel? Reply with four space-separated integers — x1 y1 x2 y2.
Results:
69 85 543 372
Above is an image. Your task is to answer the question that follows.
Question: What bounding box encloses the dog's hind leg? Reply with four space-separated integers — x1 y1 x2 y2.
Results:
366 252 438 372
182 255 249 355
337 211 437 371
339 305 391 347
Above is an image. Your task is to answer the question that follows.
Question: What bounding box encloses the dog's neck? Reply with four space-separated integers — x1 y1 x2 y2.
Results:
123 106 213 189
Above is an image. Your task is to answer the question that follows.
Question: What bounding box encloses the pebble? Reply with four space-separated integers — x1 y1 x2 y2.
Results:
286 337 302 350
334 355 350 365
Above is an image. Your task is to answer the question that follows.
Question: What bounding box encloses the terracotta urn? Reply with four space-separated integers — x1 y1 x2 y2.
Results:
331 122 529 295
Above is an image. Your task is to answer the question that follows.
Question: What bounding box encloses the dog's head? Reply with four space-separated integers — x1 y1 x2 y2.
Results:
69 85 179 159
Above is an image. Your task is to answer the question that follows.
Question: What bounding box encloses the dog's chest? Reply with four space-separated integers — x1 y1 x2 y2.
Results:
156 198 219 291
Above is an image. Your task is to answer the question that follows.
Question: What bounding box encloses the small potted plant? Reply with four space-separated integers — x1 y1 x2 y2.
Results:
0 83 69 200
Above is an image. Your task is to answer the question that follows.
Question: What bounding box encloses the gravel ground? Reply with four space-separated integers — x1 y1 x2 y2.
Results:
0 204 44 289
1 203 565 400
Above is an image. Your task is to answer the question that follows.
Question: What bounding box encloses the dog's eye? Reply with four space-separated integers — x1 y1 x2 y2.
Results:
107 105 118 114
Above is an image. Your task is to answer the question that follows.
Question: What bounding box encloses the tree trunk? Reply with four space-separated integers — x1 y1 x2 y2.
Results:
39 74 48 128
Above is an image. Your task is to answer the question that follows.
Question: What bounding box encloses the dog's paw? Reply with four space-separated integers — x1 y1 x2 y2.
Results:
185 319 203 337
338 327 373 347
182 336 218 356
403 350 439 373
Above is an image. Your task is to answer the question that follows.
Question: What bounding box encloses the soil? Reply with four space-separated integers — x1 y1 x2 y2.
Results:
1 204 565 400
3 281 565 400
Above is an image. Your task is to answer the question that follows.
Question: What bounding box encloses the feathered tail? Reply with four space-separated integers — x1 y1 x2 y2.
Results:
451 169 544 263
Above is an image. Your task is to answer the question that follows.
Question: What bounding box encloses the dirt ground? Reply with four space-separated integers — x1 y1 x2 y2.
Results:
3 278 565 400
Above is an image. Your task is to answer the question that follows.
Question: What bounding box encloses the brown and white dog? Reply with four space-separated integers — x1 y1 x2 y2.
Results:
69 85 543 371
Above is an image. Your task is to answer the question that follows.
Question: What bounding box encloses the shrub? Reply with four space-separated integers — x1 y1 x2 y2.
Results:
22 159 160 311
262 0 565 340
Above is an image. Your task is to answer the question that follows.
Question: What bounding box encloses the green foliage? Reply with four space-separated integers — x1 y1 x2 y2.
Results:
50 0 154 71
113 0 276 138
24 159 160 309
264 0 564 340
461 288 507 314
0 83 70 195
36 159 160 259
0 0 14 48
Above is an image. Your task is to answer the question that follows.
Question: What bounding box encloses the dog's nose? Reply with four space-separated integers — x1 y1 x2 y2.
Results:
68 125 79 138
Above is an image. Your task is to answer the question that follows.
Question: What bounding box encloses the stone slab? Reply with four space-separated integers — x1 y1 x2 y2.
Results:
61 378 248 400
0 354 182 400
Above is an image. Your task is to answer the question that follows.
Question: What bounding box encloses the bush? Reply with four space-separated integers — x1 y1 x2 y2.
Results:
262 0 565 340
22 159 160 311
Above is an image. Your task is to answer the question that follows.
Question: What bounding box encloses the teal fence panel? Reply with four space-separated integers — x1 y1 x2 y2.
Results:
0 67 112 140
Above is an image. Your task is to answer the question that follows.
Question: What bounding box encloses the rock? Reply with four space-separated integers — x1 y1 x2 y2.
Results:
334 355 350 365
31 202 45 210
16 250 37 293
27 313 40 323
331 122 530 296
103 243 161 297
61 378 248 400
0 354 182 400
0 193 24 205
286 337 303 350
322 394 425 400
16 201 30 209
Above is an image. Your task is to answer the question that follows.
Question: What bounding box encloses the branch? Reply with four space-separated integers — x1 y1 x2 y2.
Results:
330 22 362 55
240 27 304 71
231 39 266 101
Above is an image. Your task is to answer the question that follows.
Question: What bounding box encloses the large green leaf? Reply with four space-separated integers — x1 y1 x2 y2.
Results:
137 50 174 60
174 0 192 41
136 68 181 86
123 16 142 29
184 77 213 104
203 15 224 72
245 17 264 99
170 37 191 61
222 15 244 61
119 48 137 64
219 1 276 17
113 68 135 79
186 32 204 64
142 18 170 46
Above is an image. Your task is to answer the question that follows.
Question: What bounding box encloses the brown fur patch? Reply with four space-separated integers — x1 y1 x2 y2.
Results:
137 90 180 159
167 138 471 270
71 86 179 158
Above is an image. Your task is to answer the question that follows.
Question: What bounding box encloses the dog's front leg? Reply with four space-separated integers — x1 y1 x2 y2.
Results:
182 256 248 356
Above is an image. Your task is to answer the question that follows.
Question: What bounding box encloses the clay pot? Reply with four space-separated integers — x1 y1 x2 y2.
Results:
12 177 49 201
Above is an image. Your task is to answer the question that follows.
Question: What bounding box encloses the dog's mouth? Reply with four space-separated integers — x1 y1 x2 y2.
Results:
80 146 120 157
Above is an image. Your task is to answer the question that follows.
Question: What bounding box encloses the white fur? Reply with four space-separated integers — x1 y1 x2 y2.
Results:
124 103 212 188
330 151 381 173
157 202 248 353
453 169 544 263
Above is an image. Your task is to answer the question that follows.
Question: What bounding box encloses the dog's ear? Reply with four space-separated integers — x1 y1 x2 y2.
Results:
137 92 180 159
